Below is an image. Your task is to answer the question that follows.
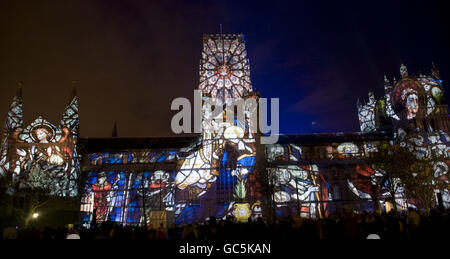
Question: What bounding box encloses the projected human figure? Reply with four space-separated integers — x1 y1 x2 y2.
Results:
92 172 114 222
34 127 52 143
34 127 69 166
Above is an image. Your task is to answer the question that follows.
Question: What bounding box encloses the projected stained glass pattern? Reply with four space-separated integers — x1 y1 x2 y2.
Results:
172 34 260 224
79 146 190 226
0 83 79 197
0 84 23 177
199 34 252 103
88 150 180 165
398 130 450 208
385 63 446 124
268 165 330 219
266 143 331 218
358 91 377 132
174 108 259 224
80 170 176 226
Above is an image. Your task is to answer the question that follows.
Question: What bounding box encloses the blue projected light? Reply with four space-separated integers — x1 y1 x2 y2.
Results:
82 213 90 223
176 204 201 225
221 151 228 166
157 155 167 162
237 156 255 167
281 185 294 193
219 168 237 188
110 207 121 222
107 157 121 164
89 175 97 185
216 202 230 219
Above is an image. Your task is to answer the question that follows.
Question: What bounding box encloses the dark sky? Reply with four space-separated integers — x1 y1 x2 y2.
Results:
1 0 449 137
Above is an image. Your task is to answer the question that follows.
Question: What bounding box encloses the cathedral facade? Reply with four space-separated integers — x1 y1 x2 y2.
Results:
1 33 449 227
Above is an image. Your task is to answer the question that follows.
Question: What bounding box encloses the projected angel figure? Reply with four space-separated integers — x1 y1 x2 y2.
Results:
34 127 52 143
34 127 70 167
171 34 261 222
173 110 257 220
175 125 254 193
12 124 71 179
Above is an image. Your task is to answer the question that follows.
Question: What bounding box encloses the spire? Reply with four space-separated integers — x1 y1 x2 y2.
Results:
1 81 24 142
70 80 78 100
0 82 24 175
17 81 24 97
384 74 389 84
431 62 440 80
383 74 392 94
111 121 118 137
368 90 375 104
60 81 79 131
400 62 408 78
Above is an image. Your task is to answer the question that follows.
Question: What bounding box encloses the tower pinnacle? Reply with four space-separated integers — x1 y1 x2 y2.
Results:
400 62 408 78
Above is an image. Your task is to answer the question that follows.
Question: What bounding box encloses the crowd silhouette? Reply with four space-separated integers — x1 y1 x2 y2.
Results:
2 207 449 240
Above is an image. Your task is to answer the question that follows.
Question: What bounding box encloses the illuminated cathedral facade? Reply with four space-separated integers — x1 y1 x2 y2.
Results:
1 33 449 227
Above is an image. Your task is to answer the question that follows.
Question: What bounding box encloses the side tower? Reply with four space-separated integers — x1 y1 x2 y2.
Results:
356 62 450 210
357 63 450 134
386 63 449 133
0 82 80 197
0 82 24 178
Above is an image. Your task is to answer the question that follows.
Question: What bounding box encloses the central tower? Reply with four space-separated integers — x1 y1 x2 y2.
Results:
174 34 263 224
199 34 252 103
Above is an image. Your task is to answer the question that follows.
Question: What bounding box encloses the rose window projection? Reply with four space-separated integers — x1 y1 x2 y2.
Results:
199 34 252 103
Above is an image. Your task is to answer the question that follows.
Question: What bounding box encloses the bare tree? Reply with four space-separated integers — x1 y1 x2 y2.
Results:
0 179 53 228
368 146 417 212
369 143 447 214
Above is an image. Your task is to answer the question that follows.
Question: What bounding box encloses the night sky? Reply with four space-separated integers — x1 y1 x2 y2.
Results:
1 0 449 137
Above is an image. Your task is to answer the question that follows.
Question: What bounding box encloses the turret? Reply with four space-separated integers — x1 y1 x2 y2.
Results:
431 62 440 80
60 80 79 134
383 74 392 94
111 121 118 137
0 82 25 176
400 62 408 78
4 82 24 136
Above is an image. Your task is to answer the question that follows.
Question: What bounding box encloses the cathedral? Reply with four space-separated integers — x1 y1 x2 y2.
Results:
1 33 449 227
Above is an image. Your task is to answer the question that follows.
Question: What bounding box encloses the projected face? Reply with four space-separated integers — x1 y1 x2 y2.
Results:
406 93 419 119
391 78 425 122
35 128 51 143
98 174 107 185
400 87 419 120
